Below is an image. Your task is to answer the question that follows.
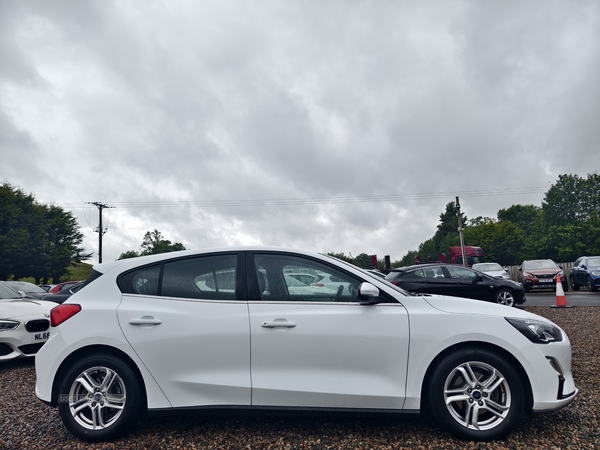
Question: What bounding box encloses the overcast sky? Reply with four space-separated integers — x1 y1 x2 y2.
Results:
1 0 599 265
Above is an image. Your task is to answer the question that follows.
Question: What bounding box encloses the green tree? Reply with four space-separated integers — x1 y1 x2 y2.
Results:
466 219 526 265
542 173 600 227
432 201 466 253
0 182 89 282
497 204 540 236
353 253 373 269
119 229 186 259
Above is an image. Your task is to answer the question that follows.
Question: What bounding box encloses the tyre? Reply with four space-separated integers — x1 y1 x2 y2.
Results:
571 275 579 291
426 348 525 441
57 354 145 442
494 289 515 307
588 276 598 292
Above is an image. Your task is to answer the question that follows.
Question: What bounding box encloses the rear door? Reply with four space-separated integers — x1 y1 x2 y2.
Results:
247 252 409 409
442 265 492 300
117 252 251 408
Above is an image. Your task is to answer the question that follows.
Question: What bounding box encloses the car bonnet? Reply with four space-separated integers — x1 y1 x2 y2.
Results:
419 294 541 321
0 299 54 319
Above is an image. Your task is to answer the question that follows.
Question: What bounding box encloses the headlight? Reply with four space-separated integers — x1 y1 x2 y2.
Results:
505 317 563 344
0 320 20 331
591 271 600 276
558 271 565 277
522 272 533 278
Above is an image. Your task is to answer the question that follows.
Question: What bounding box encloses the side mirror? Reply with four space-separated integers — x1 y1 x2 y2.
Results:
17 290 27 298
472 275 483 284
358 282 383 304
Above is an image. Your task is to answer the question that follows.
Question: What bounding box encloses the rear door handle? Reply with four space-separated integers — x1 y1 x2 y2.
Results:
129 316 162 326
262 320 296 328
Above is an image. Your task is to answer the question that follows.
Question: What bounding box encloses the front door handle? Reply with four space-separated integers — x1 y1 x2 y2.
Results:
262 320 296 328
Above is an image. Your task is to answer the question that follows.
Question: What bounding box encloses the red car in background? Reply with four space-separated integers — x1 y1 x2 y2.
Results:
518 259 568 292
47 281 82 294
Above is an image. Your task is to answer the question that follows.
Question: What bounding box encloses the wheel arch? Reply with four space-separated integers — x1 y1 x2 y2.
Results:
50 344 148 410
420 341 534 414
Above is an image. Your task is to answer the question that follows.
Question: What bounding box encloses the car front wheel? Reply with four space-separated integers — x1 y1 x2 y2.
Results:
571 275 579 291
426 348 525 441
57 354 145 442
494 289 515 307
588 276 598 292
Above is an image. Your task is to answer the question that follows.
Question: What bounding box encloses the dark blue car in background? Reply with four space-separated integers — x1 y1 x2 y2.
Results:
570 256 600 292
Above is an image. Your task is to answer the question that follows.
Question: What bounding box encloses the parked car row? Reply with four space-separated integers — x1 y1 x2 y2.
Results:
0 280 82 304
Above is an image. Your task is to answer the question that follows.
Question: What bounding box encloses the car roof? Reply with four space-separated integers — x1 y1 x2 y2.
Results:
91 246 331 276
390 263 448 272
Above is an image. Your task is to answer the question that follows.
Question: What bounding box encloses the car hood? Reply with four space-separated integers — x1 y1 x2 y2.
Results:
523 268 561 275
483 270 508 277
419 294 540 320
0 299 55 319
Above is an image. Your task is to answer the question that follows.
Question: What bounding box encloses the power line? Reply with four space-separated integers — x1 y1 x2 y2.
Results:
58 187 548 210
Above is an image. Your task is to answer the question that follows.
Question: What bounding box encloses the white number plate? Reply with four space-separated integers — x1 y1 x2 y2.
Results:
33 332 50 342
539 278 554 283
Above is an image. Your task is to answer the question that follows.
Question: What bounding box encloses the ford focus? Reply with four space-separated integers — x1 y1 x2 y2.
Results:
35 247 577 442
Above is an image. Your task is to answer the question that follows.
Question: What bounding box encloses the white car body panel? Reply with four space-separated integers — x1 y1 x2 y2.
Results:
248 301 409 408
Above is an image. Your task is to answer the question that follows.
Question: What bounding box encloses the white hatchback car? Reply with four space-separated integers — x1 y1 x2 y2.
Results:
0 282 54 361
35 247 577 442
472 263 512 280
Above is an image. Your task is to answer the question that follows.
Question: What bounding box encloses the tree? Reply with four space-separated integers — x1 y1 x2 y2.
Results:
497 204 540 236
465 219 526 265
0 182 89 282
119 229 186 260
353 253 373 269
432 201 466 253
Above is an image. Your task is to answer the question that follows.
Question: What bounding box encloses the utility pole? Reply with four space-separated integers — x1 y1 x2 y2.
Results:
87 202 113 263
456 196 467 266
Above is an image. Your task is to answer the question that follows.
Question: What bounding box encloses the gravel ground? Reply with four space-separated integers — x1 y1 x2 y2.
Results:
1 306 598 449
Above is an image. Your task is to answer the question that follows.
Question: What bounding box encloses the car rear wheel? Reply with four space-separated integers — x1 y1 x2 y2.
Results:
58 354 144 442
426 348 524 441
588 276 598 292
494 289 515 307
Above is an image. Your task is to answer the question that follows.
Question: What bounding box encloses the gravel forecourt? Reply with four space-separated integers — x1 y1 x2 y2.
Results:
1 306 598 450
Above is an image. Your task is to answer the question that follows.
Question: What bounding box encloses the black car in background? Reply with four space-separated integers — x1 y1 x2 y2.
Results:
40 282 84 304
570 256 600 292
385 263 526 307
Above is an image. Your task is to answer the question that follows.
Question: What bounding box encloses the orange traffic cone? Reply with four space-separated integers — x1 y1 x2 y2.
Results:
551 274 571 308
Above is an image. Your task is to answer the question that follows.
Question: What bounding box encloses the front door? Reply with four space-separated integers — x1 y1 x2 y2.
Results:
247 252 409 409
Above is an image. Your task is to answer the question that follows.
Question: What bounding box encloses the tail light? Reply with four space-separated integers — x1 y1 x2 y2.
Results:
50 304 82 327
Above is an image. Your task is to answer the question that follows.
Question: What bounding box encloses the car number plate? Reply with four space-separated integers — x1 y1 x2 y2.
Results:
33 332 50 341
539 278 553 283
